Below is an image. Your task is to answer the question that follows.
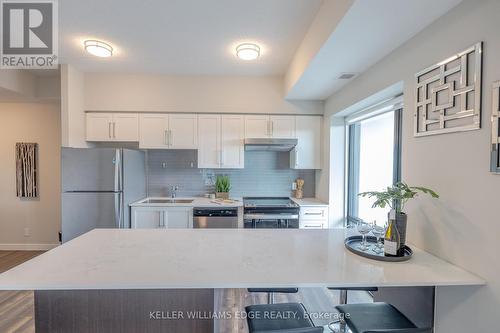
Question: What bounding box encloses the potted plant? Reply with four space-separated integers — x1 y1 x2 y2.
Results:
358 182 439 247
215 175 231 200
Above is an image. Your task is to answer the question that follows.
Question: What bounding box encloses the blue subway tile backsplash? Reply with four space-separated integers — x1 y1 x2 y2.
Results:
146 150 315 198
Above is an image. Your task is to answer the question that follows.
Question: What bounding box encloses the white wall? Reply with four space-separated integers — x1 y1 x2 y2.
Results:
323 0 499 331
61 64 89 148
60 72 323 146
284 0 353 97
0 69 60 102
84 73 324 114
0 102 61 250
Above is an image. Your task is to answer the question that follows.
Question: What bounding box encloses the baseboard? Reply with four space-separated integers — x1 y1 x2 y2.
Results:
0 243 59 251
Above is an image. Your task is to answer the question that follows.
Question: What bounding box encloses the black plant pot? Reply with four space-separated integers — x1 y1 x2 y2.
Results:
388 211 408 248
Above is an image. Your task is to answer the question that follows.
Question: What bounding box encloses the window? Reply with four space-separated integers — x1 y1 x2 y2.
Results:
347 101 402 226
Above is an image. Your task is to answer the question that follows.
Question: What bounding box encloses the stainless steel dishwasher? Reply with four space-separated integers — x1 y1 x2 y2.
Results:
193 207 239 228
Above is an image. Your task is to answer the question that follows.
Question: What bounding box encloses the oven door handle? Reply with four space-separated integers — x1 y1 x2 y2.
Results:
244 213 299 220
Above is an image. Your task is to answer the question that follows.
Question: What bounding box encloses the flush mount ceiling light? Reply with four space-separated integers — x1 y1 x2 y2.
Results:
236 43 260 61
84 40 113 57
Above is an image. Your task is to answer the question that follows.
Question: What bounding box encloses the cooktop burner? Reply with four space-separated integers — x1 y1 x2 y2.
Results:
243 197 298 208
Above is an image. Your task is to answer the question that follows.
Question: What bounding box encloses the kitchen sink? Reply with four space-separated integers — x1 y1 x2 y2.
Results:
143 199 194 204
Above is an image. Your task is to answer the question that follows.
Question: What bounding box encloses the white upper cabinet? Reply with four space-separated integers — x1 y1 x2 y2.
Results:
86 113 139 142
112 113 140 141
221 115 244 168
244 115 296 139
86 113 114 141
168 114 198 149
139 113 198 149
197 115 221 168
291 116 322 169
198 115 244 169
270 115 296 138
139 114 169 148
244 115 270 138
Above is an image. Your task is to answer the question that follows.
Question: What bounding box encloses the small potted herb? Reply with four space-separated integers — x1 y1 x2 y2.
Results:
215 175 231 200
358 182 439 247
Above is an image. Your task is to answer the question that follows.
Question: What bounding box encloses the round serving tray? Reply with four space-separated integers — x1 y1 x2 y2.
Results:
344 235 413 262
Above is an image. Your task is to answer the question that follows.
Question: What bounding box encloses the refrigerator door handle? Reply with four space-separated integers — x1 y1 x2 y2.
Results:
114 149 123 192
115 192 123 228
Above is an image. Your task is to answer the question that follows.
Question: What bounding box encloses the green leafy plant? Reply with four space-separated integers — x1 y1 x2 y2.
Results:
215 175 231 193
358 182 439 214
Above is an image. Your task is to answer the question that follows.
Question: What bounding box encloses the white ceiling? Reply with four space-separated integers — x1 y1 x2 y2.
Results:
285 0 463 100
58 0 322 75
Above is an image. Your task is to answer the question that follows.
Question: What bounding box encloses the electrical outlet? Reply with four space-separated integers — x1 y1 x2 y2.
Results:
24 227 30 237
161 162 167 168
292 182 297 190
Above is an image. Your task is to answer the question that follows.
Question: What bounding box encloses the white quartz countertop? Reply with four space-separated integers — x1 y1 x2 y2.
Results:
130 197 243 207
0 229 484 290
291 197 328 206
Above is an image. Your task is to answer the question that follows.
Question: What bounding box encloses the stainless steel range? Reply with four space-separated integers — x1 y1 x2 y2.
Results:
243 197 300 228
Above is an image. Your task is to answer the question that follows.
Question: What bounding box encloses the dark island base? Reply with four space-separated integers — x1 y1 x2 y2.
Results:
35 289 215 333
34 286 435 333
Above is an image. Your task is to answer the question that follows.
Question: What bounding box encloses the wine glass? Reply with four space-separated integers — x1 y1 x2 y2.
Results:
371 222 386 254
357 221 373 251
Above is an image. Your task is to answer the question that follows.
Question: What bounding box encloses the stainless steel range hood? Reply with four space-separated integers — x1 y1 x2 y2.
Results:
244 138 298 151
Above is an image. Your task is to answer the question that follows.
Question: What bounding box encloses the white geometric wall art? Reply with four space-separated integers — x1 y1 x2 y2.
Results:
491 81 500 173
414 42 482 137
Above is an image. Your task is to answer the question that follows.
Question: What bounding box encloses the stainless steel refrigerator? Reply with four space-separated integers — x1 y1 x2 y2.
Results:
61 148 146 242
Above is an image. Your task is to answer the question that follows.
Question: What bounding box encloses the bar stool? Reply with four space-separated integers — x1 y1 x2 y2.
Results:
245 302 323 333
336 302 432 333
247 288 299 304
327 287 379 332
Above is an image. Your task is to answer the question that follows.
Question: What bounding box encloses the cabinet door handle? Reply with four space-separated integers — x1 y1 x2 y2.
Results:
295 149 299 168
169 130 173 147
164 130 168 145
303 224 322 229
113 122 116 138
271 121 274 137
304 212 325 217
108 122 112 139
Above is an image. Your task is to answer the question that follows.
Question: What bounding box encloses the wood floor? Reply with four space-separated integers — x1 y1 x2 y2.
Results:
0 251 43 333
0 251 371 333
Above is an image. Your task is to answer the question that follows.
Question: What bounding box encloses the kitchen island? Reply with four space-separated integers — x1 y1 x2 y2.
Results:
0 229 484 332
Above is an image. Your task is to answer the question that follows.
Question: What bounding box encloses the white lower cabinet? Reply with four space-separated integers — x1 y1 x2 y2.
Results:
300 220 326 229
299 206 328 229
131 207 193 229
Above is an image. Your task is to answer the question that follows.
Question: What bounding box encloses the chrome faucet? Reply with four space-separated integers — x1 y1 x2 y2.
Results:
169 185 179 198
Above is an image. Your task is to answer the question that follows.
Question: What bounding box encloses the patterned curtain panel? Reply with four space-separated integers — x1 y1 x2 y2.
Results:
16 143 38 198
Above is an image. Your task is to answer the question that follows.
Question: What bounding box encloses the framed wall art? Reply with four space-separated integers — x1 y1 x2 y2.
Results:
491 81 500 173
16 142 39 198
414 42 482 137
